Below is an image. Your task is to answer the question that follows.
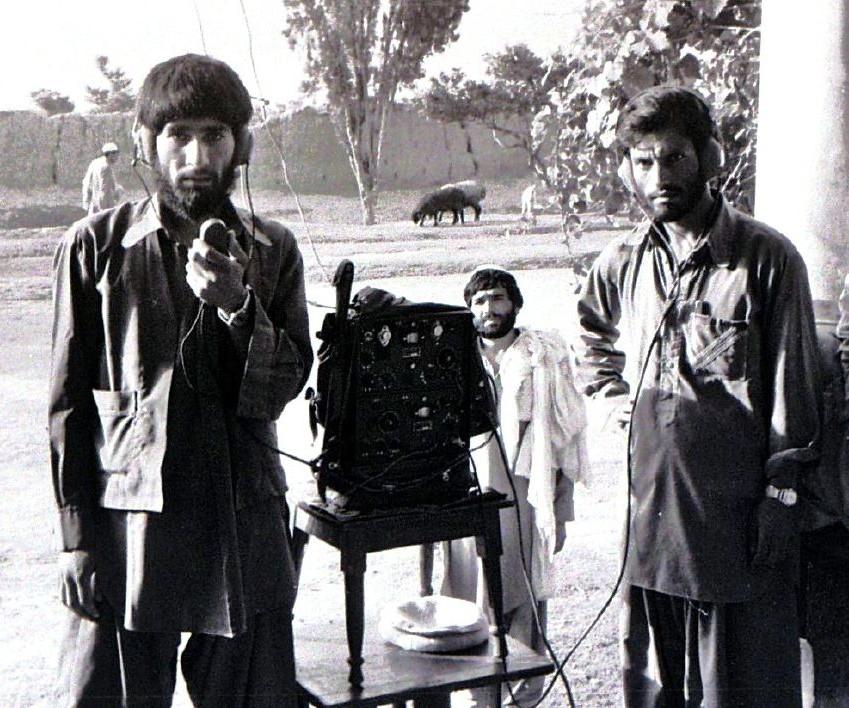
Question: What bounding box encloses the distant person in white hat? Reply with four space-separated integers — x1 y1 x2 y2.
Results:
81 142 123 214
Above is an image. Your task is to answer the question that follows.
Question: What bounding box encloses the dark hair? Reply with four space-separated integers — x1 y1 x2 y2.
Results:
136 54 252 135
463 268 524 309
615 85 718 155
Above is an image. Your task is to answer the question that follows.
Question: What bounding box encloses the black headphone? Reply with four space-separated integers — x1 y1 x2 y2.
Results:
131 119 254 168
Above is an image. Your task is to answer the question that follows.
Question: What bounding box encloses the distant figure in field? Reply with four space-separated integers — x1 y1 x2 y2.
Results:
520 182 558 226
81 142 123 214
520 183 538 225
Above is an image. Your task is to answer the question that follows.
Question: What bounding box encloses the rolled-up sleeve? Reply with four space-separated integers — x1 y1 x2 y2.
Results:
49 226 100 550
762 246 821 485
236 232 313 420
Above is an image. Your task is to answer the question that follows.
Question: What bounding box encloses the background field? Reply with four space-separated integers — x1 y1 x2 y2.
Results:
0 179 632 706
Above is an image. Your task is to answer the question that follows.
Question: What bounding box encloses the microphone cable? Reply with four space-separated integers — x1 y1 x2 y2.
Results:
236 0 333 288
479 366 577 708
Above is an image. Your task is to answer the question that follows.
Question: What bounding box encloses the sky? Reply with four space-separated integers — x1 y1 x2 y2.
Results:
0 0 584 112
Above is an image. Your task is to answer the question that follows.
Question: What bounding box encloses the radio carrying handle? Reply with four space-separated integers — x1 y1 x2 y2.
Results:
333 259 355 341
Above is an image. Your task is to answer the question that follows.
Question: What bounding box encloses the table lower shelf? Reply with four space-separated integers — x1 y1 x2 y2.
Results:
295 627 553 707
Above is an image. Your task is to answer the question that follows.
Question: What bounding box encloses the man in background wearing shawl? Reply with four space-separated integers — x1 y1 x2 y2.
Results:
439 266 589 707
49 54 312 705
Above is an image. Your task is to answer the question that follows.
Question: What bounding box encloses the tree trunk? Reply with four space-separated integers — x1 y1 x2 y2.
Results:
354 146 377 226
360 187 376 226
558 206 573 255
351 157 376 226
339 109 378 226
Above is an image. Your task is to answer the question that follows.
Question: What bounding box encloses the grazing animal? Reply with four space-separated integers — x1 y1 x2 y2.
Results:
412 187 474 226
440 180 486 221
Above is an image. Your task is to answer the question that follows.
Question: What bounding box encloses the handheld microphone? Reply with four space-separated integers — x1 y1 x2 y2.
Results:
199 218 230 254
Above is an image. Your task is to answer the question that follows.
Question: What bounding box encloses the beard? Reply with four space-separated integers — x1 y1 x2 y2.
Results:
474 308 518 340
155 164 237 222
643 176 706 223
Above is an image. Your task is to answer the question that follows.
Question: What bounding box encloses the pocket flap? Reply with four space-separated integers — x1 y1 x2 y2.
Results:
685 314 749 380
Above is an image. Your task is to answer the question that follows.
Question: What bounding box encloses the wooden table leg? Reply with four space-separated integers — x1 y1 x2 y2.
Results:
341 550 367 687
291 526 310 588
478 510 509 661
419 543 435 596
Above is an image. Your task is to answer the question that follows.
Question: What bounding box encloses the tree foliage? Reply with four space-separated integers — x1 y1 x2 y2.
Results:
31 89 75 116
420 44 572 169
86 56 136 113
419 0 760 246
283 0 470 224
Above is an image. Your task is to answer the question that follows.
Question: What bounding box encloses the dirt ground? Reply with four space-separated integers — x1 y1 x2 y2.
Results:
0 182 637 706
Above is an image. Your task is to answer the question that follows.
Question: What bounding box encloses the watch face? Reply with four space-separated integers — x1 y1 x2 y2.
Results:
782 489 798 506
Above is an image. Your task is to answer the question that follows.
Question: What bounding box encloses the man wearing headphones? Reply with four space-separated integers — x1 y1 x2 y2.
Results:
576 86 820 706
50 54 312 705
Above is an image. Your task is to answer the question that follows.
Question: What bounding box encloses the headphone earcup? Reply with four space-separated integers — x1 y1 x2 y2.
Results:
234 126 253 166
699 137 725 181
618 156 636 194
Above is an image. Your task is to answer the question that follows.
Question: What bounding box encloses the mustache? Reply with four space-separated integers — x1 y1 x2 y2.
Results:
174 169 218 184
648 187 682 199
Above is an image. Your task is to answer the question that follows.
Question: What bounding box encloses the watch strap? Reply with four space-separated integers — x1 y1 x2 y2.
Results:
218 286 253 328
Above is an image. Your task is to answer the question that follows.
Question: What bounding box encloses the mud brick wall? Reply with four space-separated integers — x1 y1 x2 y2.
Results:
0 107 530 194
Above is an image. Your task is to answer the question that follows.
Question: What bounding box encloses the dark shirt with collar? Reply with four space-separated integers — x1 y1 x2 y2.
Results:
577 194 820 602
49 196 313 634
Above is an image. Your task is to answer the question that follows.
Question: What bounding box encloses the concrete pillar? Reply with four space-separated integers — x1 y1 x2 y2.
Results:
755 0 849 301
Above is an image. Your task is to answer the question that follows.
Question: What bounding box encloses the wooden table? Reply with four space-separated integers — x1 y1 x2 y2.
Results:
292 492 514 687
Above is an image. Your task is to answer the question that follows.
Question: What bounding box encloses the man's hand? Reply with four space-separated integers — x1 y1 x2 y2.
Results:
750 496 798 568
186 232 250 313
554 522 567 554
612 398 633 431
58 550 100 620
594 394 632 433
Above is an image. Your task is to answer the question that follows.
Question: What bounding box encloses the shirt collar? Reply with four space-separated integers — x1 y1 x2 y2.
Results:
629 192 737 269
703 193 736 268
121 195 272 248
121 196 163 248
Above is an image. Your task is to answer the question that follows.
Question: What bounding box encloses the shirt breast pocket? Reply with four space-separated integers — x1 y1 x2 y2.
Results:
685 314 749 380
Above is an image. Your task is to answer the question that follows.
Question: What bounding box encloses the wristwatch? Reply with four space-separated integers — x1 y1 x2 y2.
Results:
765 484 798 507
218 286 253 328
